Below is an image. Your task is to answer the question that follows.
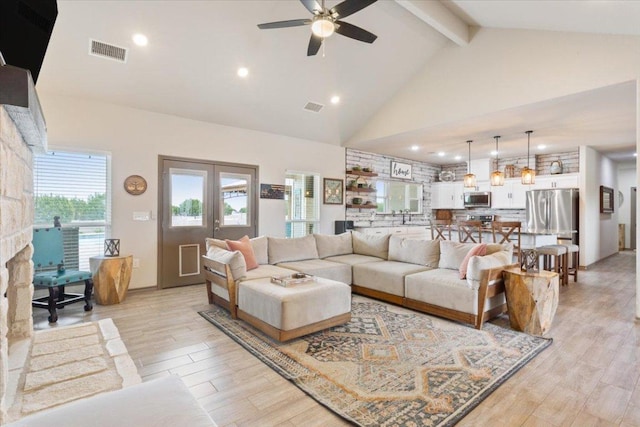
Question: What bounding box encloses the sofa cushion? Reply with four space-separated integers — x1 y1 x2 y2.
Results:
324 253 384 266
277 259 352 284
486 242 513 255
352 231 390 259
466 250 513 289
459 243 487 279
268 235 319 264
205 237 227 251
205 246 247 280
243 264 298 282
314 232 353 259
389 235 440 267
352 261 430 297
438 241 477 270
226 236 259 270
250 236 269 265
405 269 505 315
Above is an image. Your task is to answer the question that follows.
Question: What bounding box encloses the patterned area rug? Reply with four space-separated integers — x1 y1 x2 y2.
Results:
199 297 552 426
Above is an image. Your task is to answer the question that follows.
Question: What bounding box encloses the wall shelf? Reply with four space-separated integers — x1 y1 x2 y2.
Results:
347 204 377 209
346 170 378 177
346 186 376 193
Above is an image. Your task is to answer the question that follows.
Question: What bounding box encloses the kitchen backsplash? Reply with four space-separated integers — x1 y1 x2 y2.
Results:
345 148 578 228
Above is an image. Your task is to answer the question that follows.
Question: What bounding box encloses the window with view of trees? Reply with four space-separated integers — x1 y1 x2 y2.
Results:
285 172 320 238
34 151 110 270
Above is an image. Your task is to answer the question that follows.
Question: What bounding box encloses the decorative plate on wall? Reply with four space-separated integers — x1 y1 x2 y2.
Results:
439 171 455 182
124 175 147 195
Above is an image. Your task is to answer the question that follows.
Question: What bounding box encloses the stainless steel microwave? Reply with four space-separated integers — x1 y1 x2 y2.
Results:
464 192 491 208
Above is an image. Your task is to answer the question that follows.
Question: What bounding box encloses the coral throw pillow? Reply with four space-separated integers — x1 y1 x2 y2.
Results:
459 243 487 279
226 236 259 270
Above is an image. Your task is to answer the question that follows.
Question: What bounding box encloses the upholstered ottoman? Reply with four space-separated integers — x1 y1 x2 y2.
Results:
237 277 351 341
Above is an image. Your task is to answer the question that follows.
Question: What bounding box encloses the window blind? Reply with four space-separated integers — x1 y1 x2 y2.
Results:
34 151 110 270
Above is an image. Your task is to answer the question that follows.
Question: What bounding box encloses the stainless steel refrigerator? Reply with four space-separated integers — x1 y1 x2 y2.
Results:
526 188 579 243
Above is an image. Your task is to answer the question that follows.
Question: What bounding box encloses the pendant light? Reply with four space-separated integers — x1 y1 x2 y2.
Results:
463 140 476 188
490 135 505 186
521 130 536 185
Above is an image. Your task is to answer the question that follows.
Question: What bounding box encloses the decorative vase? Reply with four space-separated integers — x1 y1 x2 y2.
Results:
520 249 538 272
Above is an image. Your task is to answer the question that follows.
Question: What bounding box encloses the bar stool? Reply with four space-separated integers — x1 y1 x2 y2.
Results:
430 219 452 240
558 242 579 284
457 220 483 243
537 244 568 286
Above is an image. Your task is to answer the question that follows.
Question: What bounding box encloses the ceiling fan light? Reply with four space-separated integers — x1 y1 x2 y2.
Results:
311 18 335 38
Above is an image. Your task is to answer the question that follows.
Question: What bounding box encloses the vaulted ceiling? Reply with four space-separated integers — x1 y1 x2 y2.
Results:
37 1 639 164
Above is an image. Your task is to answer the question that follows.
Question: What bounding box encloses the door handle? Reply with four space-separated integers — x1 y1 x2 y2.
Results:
214 219 220 232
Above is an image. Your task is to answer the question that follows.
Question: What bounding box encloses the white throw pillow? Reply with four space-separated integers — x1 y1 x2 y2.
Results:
250 236 268 265
438 241 477 270
205 238 227 251
352 231 390 260
388 235 440 267
268 235 319 264
314 232 353 259
466 251 512 290
205 246 247 280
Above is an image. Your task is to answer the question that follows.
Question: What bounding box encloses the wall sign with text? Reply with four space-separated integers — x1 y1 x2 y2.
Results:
390 161 412 179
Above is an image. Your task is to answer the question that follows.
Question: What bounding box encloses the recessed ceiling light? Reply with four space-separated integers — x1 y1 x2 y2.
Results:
490 150 498 156
634 153 638 157
454 155 462 161
537 144 546 150
410 145 419 151
330 95 340 105
132 33 148 46
437 151 445 157
237 67 249 78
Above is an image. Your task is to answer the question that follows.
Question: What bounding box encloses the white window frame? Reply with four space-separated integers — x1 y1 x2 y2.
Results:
285 171 320 238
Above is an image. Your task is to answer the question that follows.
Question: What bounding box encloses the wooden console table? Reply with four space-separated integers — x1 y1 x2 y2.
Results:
502 267 559 335
89 255 133 305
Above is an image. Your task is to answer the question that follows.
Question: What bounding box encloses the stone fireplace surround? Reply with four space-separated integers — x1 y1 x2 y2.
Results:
0 106 39 423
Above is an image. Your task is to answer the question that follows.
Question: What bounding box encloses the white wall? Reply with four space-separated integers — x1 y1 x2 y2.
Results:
580 147 619 266
39 94 346 289
350 28 640 143
617 165 637 249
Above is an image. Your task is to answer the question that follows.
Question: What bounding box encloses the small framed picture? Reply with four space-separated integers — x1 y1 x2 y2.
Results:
600 185 614 213
323 178 344 205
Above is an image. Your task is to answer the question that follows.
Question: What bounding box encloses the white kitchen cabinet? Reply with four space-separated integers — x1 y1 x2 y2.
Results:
532 173 579 190
432 182 464 209
491 179 527 209
355 226 430 238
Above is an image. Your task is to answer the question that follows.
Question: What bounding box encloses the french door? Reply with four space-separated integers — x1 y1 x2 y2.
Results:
158 156 258 288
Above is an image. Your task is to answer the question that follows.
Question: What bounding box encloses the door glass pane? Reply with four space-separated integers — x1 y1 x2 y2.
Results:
220 173 250 226
171 169 206 227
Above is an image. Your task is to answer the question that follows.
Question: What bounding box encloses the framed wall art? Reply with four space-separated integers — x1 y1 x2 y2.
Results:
600 185 614 213
390 161 412 179
323 178 344 205
260 183 285 200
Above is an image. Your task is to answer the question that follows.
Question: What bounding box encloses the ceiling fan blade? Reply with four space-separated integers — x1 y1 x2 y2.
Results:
300 0 321 14
331 0 377 19
307 34 323 56
257 19 311 30
335 21 377 43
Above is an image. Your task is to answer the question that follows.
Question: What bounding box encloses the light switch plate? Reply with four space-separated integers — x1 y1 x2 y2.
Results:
133 211 150 221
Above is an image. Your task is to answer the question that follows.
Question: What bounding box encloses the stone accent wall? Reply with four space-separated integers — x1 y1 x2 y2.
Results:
346 149 440 227
0 106 35 423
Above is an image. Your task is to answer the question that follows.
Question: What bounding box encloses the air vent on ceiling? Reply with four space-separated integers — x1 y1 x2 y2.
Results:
303 101 324 113
89 39 128 63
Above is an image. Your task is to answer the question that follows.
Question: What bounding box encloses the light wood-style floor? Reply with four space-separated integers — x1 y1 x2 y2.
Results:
32 252 640 426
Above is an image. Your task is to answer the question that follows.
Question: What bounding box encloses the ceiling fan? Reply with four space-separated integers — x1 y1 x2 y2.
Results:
257 0 378 56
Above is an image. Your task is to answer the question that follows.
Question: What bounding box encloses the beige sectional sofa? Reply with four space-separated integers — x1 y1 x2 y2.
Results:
203 231 515 335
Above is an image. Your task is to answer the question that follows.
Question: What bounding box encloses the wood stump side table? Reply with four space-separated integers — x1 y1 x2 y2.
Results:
89 255 133 305
502 267 559 335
